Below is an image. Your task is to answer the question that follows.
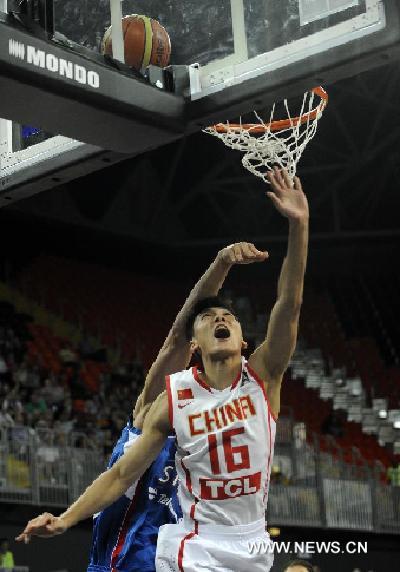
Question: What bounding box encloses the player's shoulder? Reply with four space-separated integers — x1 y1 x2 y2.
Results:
168 366 193 381
167 367 197 402
168 367 195 391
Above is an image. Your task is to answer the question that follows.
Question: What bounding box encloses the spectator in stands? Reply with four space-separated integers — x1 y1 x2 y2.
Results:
56 409 75 434
39 374 65 406
25 391 47 417
0 407 14 427
321 410 344 438
37 431 61 484
387 462 400 486
84 395 99 416
1 387 23 419
14 360 27 384
59 345 79 367
12 410 26 427
9 421 33 458
25 363 41 389
61 393 73 416
270 464 290 486
0 538 14 569
284 560 313 572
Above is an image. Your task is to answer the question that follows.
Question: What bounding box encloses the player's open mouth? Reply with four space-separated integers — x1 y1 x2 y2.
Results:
214 325 230 339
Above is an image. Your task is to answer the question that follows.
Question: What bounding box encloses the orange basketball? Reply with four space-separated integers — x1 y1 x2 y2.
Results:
102 14 171 72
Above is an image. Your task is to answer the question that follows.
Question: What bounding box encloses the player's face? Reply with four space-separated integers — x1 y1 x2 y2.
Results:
286 567 310 572
191 307 245 359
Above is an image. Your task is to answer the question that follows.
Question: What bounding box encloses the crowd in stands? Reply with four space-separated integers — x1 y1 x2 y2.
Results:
0 303 145 460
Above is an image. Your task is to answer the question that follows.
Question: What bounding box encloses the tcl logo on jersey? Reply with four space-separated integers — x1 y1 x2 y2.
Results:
188 394 256 436
200 472 261 500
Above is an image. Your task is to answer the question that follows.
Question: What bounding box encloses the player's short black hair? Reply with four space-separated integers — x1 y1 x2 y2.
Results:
185 296 237 340
284 560 314 572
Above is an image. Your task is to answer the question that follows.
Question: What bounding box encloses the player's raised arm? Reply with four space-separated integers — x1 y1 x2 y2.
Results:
249 167 309 419
16 392 171 544
136 243 268 416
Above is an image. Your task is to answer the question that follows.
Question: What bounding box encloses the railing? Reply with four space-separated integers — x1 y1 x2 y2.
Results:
268 479 400 533
0 426 105 507
1 422 399 533
269 414 400 533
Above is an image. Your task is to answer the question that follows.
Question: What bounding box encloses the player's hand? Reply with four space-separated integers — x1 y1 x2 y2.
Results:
218 242 268 265
15 512 68 544
266 167 309 221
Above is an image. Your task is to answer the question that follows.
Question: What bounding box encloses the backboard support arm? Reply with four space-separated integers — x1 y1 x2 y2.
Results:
110 0 124 63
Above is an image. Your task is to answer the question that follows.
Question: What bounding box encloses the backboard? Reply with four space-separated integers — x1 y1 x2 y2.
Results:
1 0 400 204
187 0 388 100
117 0 391 100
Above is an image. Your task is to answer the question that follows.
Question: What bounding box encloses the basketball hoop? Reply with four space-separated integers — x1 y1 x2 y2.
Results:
204 87 328 183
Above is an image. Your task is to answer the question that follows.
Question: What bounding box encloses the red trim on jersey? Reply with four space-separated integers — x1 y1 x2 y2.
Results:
264 405 273 504
246 363 278 422
166 375 174 427
190 499 197 521
178 514 198 572
193 363 242 392
181 457 193 493
111 477 144 570
178 459 199 571
231 365 242 389
192 366 212 392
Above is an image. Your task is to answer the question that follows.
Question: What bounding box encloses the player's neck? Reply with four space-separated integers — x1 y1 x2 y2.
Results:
200 354 242 390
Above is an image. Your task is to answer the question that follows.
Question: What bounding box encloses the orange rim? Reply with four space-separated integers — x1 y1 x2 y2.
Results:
210 87 328 134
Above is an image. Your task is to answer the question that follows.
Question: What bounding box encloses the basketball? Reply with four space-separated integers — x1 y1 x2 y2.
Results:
101 14 171 72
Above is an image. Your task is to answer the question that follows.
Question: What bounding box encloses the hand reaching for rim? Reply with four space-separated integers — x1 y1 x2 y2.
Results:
266 167 309 222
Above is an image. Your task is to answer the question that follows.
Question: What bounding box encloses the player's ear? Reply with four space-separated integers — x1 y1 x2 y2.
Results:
241 340 248 350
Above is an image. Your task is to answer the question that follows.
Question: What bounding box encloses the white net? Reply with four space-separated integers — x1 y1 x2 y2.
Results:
204 87 328 183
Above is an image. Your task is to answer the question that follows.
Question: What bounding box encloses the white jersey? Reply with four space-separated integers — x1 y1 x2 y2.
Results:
166 357 276 529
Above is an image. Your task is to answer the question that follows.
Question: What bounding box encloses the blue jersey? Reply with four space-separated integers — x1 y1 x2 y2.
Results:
87 420 181 572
